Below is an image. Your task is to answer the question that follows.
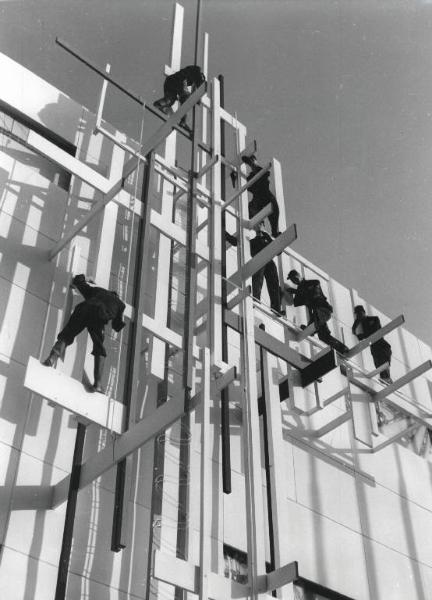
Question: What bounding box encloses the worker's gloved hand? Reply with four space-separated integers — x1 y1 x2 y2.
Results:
230 170 238 187
225 232 237 246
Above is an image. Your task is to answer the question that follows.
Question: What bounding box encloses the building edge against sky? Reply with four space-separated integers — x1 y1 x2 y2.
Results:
1 4 432 598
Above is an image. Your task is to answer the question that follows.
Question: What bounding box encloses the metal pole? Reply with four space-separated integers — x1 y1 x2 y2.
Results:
219 74 232 494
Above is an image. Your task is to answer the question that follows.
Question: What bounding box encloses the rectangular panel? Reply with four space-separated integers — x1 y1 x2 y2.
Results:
24 357 124 433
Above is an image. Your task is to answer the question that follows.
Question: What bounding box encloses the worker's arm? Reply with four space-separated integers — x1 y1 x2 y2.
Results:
225 232 238 246
112 300 126 332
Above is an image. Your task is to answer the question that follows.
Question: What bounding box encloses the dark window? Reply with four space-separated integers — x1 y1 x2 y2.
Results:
295 578 355 600
0 101 75 191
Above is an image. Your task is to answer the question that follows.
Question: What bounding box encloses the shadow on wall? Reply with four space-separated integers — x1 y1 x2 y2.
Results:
37 93 84 143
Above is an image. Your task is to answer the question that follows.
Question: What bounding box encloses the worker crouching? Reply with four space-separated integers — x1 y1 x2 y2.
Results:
42 274 126 393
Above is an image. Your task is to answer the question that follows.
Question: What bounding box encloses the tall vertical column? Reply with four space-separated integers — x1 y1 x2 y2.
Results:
149 2 183 380
236 127 267 599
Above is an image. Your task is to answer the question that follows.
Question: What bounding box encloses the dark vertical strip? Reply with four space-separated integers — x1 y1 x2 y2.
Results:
55 423 86 600
111 153 155 551
259 343 276 580
219 74 232 494
175 6 203 600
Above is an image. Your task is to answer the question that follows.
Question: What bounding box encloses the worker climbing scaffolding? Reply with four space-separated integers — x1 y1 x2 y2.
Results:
284 269 349 355
153 64 206 132
225 222 283 315
42 274 126 393
352 305 393 384
231 154 281 237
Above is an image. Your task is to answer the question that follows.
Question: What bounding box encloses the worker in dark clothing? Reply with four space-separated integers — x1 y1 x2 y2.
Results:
352 305 393 384
42 274 126 393
225 224 282 314
153 65 206 132
285 270 348 355
231 154 280 238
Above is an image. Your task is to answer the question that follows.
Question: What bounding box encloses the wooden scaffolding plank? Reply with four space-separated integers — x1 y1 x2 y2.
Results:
228 224 297 287
24 357 124 433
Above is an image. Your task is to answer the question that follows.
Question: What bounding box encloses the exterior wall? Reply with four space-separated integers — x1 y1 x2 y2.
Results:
1 49 432 600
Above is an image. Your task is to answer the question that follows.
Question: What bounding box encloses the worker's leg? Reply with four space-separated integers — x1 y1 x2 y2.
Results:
314 308 348 354
42 303 87 367
178 90 192 130
88 323 107 392
252 268 265 302
153 76 178 113
371 343 393 382
93 356 105 394
265 192 280 237
264 261 281 313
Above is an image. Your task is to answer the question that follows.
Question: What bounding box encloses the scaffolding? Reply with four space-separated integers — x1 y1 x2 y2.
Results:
17 2 432 600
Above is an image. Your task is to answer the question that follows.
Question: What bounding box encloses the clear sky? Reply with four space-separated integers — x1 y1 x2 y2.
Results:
1 0 432 345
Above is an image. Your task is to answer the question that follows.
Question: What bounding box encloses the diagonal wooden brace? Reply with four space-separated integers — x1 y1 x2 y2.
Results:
228 224 297 287
345 315 404 359
51 391 202 508
373 360 432 402
221 162 272 210
49 83 206 259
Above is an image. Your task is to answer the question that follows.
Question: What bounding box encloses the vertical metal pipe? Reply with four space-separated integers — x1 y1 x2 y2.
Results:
111 153 155 551
219 74 232 494
54 423 86 599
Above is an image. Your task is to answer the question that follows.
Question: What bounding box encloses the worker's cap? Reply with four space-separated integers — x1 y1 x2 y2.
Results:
241 154 257 165
354 305 365 314
287 269 300 281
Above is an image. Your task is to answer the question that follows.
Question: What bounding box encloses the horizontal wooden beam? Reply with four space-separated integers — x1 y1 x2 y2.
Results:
24 357 124 433
228 224 297 287
345 315 404 359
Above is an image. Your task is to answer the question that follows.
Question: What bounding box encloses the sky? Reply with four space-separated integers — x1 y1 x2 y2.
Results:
1 0 432 345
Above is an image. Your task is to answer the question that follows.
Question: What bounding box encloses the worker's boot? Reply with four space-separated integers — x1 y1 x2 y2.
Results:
42 340 66 368
93 355 105 394
153 99 172 115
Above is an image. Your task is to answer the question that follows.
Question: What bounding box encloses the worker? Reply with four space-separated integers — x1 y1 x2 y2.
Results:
42 274 126 393
153 65 206 132
352 305 393 384
285 270 348 354
231 154 280 238
225 223 282 315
